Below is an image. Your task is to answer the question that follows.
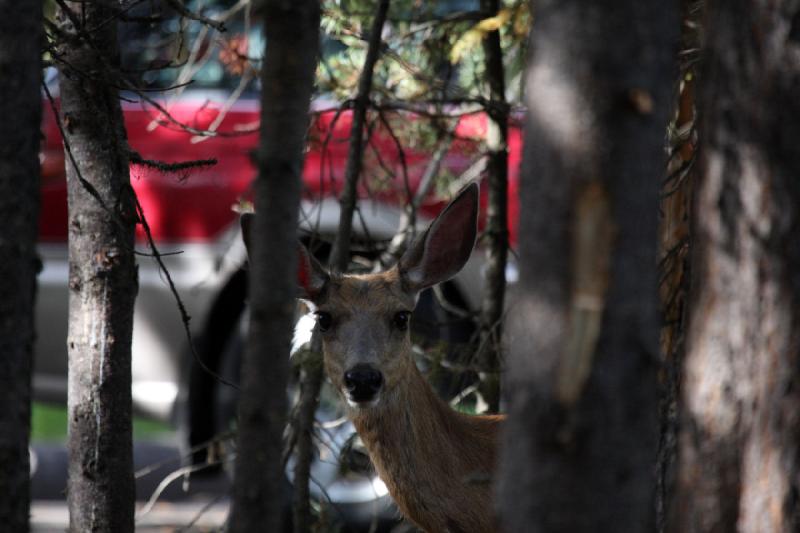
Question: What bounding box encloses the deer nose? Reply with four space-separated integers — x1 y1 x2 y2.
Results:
343 365 384 403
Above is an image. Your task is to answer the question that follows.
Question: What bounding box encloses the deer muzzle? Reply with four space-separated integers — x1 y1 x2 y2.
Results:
343 364 384 405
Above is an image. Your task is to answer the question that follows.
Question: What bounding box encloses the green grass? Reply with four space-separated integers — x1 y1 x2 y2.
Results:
31 402 172 442
31 403 70 442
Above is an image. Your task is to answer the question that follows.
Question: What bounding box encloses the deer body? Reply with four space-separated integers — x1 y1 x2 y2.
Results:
242 184 502 532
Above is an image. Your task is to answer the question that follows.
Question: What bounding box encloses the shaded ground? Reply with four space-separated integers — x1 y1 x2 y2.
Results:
29 404 407 532
31 438 232 532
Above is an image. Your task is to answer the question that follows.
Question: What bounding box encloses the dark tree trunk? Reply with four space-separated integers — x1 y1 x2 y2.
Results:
291 3 388 530
668 2 800 532
476 0 509 413
228 0 319 531
0 2 42 530
498 1 678 531
55 3 138 532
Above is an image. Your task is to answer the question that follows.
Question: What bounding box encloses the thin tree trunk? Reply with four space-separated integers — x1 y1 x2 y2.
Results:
328 0 390 273
669 2 800 532
228 0 319 531
498 0 678 531
0 2 42 530
476 0 509 413
656 2 699 529
291 338 325 533
291 3 389 531
56 2 138 531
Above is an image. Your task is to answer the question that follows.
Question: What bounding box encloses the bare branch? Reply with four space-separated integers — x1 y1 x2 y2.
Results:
128 150 217 174
164 0 227 32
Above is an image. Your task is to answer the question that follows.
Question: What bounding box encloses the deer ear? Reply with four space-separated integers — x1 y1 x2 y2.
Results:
240 214 328 300
398 183 479 293
296 242 329 300
240 213 255 259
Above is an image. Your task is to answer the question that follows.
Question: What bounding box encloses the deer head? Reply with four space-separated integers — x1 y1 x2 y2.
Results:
241 184 479 410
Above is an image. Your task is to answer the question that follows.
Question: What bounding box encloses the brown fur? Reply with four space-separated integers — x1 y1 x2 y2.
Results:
315 271 505 533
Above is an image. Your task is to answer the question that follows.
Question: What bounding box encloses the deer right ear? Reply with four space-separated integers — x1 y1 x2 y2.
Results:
240 214 328 300
398 183 479 293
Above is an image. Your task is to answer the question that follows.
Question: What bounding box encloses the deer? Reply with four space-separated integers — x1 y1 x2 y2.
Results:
242 184 504 533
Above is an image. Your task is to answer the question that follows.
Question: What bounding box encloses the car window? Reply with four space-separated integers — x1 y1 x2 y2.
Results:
119 0 258 92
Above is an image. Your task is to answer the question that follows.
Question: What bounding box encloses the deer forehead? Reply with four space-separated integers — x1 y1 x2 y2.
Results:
319 270 415 315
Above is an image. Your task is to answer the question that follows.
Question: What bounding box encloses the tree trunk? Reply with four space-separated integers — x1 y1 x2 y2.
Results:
228 0 319 531
0 2 42 530
291 3 388 530
476 0 509 413
497 1 678 531
56 3 138 531
669 2 800 532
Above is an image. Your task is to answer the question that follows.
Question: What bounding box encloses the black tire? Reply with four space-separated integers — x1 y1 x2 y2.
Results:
175 267 247 469
411 284 476 399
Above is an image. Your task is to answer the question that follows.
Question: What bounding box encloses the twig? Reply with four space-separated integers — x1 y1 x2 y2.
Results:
190 69 255 144
132 195 240 391
376 110 411 205
175 492 229 532
134 430 235 480
165 0 227 32
136 458 231 521
128 150 217 173
380 123 455 265
86 0 148 34
42 82 116 222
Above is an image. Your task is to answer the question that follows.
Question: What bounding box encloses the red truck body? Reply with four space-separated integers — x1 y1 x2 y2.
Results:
40 96 521 246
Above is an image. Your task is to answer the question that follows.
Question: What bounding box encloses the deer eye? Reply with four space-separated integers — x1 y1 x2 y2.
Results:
316 311 333 332
393 311 411 331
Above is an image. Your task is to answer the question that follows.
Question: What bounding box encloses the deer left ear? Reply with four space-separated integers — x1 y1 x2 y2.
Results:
296 242 329 301
398 183 479 293
240 213 255 258
240 214 328 301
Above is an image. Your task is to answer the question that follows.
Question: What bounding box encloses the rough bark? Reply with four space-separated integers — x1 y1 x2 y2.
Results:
668 2 800 532
291 3 388 530
0 2 42 530
498 1 678 531
56 2 138 531
228 0 320 531
476 0 509 413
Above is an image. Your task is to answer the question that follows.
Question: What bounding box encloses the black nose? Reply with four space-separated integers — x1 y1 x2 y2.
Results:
343 365 384 403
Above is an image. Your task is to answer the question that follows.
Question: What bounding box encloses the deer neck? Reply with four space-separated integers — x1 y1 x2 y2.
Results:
349 361 498 532
351 362 456 463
